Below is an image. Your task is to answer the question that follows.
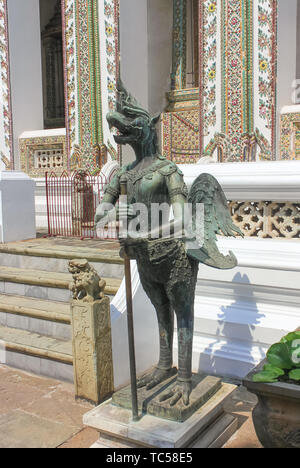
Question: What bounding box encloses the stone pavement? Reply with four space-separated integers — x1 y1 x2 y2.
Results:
223 385 262 448
0 364 98 448
0 363 262 448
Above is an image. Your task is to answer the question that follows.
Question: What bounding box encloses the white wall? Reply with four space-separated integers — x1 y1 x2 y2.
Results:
7 0 44 169
147 0 173 116
119 0 173 165
119 0 148 165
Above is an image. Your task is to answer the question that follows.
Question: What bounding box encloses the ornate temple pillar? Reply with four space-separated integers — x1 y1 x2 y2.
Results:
171 0 187 91
164 0 278 164
61 0 119 172
199 0 278 162
0 0 14 171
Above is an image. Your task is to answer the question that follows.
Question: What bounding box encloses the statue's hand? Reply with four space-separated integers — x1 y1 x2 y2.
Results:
159 379 192 407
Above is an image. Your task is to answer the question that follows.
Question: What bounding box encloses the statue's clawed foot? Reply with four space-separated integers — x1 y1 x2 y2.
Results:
159 379 192 407
137 367 174 391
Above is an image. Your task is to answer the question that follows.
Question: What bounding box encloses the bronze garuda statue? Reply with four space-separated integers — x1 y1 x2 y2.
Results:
95 81 242 407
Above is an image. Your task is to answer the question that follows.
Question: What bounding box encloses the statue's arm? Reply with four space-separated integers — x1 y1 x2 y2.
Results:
94 173 120 226
142 170 188 240
166 171 189 238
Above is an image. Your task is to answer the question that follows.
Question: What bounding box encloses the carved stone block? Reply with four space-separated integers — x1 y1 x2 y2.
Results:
71 297 114 404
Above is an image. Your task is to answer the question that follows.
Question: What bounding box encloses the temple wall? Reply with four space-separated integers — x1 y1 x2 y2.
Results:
277 0 298 116
7 0 44 169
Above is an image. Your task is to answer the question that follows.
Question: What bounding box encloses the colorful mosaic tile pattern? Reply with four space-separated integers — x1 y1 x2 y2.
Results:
257 0 277 157
221 0 253 161
62 0 77 167
202 0 217 135
0 0 13 170
62 0 119 172
171 0 187 91
280 112 300 161
104 0 119 113
162 110 199 164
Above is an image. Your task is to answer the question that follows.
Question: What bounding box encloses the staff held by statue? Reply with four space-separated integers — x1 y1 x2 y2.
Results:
119 175 139 422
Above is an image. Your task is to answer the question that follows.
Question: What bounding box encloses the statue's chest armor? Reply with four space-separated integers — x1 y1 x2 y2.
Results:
125 166 169 207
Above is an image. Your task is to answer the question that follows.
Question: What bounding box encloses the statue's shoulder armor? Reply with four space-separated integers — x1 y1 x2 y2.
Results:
158 160 183 177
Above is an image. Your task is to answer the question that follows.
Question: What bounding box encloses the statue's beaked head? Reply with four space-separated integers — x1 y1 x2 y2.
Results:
107 80 160 158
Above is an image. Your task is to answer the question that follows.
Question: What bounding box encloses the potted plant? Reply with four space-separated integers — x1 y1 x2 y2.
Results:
243 330 300 448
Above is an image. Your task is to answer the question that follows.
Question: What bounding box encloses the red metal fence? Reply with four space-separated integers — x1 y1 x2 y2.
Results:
45 171 118 239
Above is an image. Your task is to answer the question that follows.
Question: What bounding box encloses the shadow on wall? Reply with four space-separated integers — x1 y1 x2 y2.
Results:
197 272 266 379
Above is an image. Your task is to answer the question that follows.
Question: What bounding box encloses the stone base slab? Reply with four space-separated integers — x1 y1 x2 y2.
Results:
83 383 236 448
112 372 222 423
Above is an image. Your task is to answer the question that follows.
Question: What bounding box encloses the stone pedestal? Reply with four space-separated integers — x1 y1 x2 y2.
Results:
0 172 36 243
83 382 237 448
71 297 114 404
112 372 222 423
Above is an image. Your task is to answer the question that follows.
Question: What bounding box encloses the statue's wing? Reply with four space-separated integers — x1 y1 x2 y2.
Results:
187 173 243 269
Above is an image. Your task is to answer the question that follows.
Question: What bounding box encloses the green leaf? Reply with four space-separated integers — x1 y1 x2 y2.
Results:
267 343 293 370
289 369 300 381
252 371 280 383
263 364 285 376
287 340 300 368
280 331 300 344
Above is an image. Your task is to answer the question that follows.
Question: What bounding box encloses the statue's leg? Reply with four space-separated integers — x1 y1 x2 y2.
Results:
137 271 175 390
160 259 198 406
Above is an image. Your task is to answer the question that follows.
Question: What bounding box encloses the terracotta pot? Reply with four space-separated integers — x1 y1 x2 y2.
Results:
243 361 300 448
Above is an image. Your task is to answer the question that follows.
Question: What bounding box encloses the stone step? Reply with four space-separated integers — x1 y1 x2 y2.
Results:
0 325 73 382
0 266 122 300
0 241 124 278
0 240 123 264
0 253 125 279
0 239 124 279
0 294 71 340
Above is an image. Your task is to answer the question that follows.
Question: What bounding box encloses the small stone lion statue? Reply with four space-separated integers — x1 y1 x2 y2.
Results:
68 259 106 302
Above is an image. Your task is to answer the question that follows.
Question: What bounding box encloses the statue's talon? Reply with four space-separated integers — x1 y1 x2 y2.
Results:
169 391 182 407
146 378 161 391
159 380 191 407
159 389 174 403
137 368 174 391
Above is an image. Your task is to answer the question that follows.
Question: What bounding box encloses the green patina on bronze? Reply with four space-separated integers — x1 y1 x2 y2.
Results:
95 80 242 414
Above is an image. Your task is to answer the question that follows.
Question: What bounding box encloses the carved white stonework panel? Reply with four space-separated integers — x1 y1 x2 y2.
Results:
229 201 300 239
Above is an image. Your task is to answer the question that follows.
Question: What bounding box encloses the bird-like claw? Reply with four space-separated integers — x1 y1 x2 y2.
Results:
137 368 175 391
159 380 192 407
